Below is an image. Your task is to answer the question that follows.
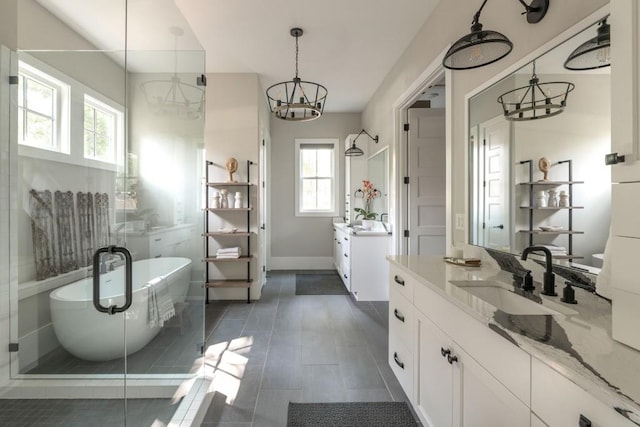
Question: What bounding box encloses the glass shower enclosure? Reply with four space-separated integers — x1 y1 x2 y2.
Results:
1 1 206 424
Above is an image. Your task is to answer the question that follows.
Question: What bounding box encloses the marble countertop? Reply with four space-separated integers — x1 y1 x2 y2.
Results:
388 255 640 425
333 222 391 236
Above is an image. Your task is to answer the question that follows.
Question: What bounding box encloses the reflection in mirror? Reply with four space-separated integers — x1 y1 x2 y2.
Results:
469 17 610 271
367 147 389 220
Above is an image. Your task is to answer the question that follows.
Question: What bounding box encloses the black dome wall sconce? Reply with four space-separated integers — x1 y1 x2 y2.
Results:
443 0 550 70
564 17 610 71
345 129 379 157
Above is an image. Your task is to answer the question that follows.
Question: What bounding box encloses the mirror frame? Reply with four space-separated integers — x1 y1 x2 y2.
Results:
463 4 610 274
367 145 390 219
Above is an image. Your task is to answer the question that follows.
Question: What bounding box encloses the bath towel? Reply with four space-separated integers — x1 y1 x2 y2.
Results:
147 276 175 328
217 247 241 255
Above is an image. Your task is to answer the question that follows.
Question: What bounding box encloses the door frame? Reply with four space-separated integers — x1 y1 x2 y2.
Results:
392 47 453 255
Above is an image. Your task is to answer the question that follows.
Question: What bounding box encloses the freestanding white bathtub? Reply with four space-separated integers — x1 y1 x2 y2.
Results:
49 257 192 362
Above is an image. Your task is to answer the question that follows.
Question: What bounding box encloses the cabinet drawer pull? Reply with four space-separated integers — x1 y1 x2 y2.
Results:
154 254 162 258
337 241 341 245
579 415 592 427
447 354 458 365
394 275 405 286
344 253 348 258
154 238 162 242
393 309 405 322
441 347 451 358
393 352 405 369
344 237 348 241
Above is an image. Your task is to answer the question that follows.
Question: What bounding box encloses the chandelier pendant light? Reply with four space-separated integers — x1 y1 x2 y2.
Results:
140 26 205 120
266 28 328 122
564 17 610 71
497 61 575 121
443 0 549 70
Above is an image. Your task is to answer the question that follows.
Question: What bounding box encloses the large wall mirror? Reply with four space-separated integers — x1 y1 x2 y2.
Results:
468 15 610 272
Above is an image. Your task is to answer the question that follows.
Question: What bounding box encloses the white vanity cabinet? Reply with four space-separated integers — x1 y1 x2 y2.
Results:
388 259 638 427
334 223 390 300
389 263 530 427
610 0 640 183
531 358 634 427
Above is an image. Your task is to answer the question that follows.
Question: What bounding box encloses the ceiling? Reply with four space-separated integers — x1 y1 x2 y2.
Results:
35 0 441 113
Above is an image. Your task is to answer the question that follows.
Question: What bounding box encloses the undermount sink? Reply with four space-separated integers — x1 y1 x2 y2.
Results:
449 280 562 316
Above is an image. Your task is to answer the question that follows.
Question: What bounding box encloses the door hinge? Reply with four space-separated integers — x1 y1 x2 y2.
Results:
403 123 410 132
403 176 410 184
260 223 265 230
404 230 410 238
9 343 18 352
262 265 266 272
482 222 486 229
262 139 265 146
197 74 207 87
9 75 18 85
262 180 265 188
483 139 486 146
199 343 205 355
483 180 486 188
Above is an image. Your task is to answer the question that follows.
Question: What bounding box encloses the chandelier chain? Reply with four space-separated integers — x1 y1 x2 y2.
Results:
295 33 299 78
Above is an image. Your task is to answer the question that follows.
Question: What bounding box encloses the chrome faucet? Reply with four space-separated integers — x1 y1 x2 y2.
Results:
380 213 389 222
521 246 557 296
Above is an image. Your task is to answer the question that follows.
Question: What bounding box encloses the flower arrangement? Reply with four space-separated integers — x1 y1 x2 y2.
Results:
354 179 380 220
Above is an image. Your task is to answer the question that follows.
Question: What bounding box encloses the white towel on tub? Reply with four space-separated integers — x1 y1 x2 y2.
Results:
147 276 175 328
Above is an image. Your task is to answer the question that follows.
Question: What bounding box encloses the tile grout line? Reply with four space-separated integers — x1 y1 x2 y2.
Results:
248 275 281 426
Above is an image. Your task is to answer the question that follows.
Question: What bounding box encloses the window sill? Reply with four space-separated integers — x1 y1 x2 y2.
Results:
19 144 119 172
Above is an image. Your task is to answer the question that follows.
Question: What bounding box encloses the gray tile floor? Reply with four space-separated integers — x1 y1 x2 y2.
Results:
201 271 414 427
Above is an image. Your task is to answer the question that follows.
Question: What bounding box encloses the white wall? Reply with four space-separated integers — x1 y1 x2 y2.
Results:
204 73 263 299
269 113 361 270
361 0 609 249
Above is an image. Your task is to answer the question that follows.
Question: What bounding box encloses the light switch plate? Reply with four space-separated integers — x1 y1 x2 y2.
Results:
455 214 465 230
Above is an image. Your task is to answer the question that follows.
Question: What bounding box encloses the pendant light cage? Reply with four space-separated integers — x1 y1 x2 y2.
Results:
140 26 205 120
497 62 575 121
564 18 610 71
266 28 327 122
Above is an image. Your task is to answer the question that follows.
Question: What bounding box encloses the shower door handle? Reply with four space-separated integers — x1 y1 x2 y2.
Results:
93 245 133 315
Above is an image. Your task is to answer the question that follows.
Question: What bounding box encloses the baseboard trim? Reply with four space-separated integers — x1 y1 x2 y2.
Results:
269 257 334 270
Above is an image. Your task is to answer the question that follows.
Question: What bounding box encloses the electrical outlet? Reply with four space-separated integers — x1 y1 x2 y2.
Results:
455 214 465 230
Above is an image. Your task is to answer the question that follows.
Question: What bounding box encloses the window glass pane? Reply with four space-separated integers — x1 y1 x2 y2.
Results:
84 104 94 130
301 149 316 177
26 112 53 148
84 130 95 157
95 109 115 139
26 77 54 116
302 178 316 210
316 149 332 177
95 134 112 160
316 178 332 209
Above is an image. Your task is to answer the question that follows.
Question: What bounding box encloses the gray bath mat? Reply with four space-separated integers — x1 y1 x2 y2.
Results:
295 272 349 295
287 401 418 426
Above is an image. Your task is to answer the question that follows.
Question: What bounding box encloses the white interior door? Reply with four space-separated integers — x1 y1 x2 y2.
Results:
481 116 511 251
408 108 446 255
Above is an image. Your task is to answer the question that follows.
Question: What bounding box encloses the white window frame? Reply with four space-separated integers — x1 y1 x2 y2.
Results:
17 61 70 154
83 94 121 164
17 53 125 172
294 138 339 217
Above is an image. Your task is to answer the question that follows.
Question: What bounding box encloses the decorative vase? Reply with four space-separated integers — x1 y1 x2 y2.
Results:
220 189 229 208
559 190 569 207
362 219 375 230
212 192 221 209
547 189 558 208
234 191 243 209
535 191 547 208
